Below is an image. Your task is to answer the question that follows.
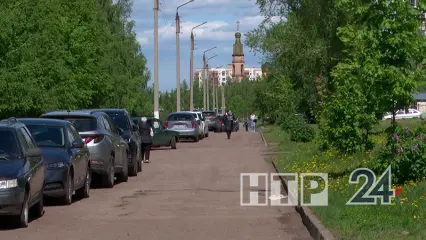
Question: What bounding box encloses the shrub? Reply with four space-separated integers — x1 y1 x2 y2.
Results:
280 114 315 142
375 124 426 184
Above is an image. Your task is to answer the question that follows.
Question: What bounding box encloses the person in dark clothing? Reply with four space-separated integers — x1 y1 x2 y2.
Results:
223 109 235 139
138 116 153 163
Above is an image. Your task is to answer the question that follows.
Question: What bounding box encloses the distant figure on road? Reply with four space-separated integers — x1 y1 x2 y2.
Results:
223 109 235 139
250 113 257 132
138 116 154 163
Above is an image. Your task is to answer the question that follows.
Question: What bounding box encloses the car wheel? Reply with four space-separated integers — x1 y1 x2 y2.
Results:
194 135 199 142
200 132 204 139
62 173 73 205
118 152 129 182
32 189 44 219
103 155 115 188
170 137 177 149
129 151 138 177
76 166 91 198
205 130 209 137
17 192 29 228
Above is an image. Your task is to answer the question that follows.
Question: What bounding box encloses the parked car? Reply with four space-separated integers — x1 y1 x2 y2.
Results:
0 118 44 227
132 117 179 149
182 111 204 139
164 112 200 142
16 118 91 205
215 114 225 132
202 111 219 132
40 110 129 188
382 108 422 120
186 111 208 138
89 109 141 175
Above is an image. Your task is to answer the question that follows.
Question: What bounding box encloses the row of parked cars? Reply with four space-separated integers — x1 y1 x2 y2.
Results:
163 110 239 142
0 108 180 228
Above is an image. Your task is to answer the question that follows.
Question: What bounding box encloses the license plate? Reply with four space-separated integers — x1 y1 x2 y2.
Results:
174 125 185 129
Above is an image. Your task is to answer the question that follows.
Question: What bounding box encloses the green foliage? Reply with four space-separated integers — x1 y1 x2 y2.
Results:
319 0 426 152
375 123 426 184
0 0 150 118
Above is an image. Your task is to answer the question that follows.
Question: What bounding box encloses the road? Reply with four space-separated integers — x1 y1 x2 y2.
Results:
0 130 312 240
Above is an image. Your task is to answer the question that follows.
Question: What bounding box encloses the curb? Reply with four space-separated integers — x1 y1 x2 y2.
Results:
259 130 335 240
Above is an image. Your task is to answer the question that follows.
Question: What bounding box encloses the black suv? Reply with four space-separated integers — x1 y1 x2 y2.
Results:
89 109 142 175
0 118 45 228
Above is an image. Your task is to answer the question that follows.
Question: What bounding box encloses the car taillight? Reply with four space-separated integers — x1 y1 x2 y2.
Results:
192 122 196 128
85 135 104 144
164 122 168 128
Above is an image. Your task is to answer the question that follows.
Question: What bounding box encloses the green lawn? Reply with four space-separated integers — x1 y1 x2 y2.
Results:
261 120 426 240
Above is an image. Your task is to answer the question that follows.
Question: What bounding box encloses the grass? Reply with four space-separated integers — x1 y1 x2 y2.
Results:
260 120 426 240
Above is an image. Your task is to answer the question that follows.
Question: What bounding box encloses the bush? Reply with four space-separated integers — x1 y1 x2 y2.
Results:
280 114 315 142
375 124 426 184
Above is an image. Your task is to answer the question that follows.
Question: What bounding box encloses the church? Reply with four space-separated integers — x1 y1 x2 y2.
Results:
194 21 263 87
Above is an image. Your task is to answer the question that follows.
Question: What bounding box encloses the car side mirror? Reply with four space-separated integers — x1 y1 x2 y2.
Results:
132 125 139 131
117 127 124 135
26 148 41 157
71 140 84 148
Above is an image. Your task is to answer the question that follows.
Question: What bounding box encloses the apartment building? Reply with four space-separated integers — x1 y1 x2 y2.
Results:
195 65 262 87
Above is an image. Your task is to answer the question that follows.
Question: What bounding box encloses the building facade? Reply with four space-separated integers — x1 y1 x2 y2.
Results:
195 65 262 87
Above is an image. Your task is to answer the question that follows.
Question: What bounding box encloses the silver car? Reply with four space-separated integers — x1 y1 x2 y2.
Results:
40 110 129 188
165 112 200 142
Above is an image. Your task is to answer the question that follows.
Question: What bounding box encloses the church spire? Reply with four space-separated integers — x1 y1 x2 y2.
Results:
233 21 244 56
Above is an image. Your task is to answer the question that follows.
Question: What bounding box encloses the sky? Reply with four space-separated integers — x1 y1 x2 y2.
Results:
131 0 272 91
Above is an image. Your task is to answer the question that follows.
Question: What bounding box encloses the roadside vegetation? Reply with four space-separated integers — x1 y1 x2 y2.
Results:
215 0 426 239
0 0 152 118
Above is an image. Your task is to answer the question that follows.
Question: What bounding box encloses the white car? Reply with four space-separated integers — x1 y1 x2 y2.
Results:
382 108 422 120
184 111 209 139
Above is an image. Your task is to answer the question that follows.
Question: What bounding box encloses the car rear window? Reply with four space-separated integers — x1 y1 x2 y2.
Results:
167 114 193 121
106 113 130 131
50 117 97 132
0 129 19 157
25 125 65 147
202 112 216 117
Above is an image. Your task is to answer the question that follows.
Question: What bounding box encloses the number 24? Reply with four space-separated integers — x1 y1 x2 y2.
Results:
346 166 395 205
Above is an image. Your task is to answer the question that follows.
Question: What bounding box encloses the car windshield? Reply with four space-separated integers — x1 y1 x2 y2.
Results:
0 130 19 158
25 125 65 148
61 117 97 132
202 112 216 117
107 114 130 131
167 114 193 121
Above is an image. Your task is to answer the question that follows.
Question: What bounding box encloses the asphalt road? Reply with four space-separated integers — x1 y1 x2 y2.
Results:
0 130 312 240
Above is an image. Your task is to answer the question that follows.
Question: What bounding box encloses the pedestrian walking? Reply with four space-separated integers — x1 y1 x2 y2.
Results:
138 116 153 163
250 113 256 132
223 109 235 139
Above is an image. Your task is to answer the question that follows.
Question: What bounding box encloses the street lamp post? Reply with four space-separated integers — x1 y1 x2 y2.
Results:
176 0 194 112
206 55 218 111
202 47 216 110
213 65 223 113
190 22 207 111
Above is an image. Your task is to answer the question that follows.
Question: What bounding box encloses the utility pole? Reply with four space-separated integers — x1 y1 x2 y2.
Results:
203 55 207 110
202 47 216 110
221 84 225 114
212 65 223 113
206 54 217 110
190 22 207 111
153 0 159 119
176 0 194 112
